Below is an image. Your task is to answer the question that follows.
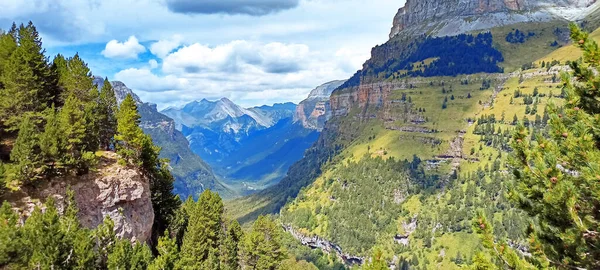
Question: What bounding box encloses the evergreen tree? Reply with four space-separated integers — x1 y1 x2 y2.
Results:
62 188 96 269
0 22 56 129
8 116 42 188
169 196 194 247
363 249 388 270
0 201 24 267
0 24 17 89
240 215 287 270
23 198 71 269
475 24 600 270
279 258 319 270
149 231 180 270
178 190 224 269
39 107 63 174
221 220 243 270
83 85 101 153
150 160 181 247
58 53 94 102
95 217 117 269
59 94 93 173
115 94 145 165
98 78 118 150
107 239 134 270
130 242 153 270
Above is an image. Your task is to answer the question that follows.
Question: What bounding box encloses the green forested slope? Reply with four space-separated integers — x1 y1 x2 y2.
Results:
228 18 599 269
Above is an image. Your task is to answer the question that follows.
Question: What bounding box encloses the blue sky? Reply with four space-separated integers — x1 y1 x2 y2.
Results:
0 0 404 109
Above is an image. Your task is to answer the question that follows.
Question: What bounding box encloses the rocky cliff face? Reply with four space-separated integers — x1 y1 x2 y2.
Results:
8 152 153 243
389 0 597 38
294 80 346 131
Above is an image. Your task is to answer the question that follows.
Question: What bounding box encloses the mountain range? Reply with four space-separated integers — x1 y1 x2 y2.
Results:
92 77 233 199
161 81 344 194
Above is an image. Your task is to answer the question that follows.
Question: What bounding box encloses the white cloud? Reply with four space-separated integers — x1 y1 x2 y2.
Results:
150 34 184 58
335 46 371 73
101 36 146 59
149 59 159 69
114 68 188 92
114 39 363 109
9 0 403 107
162 40 310 75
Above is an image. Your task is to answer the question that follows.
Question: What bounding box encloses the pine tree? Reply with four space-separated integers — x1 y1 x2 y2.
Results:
0 22 56 129
149 231 180 270
83 85 101 152
363 249 388 270
98 78 118 150
169 196 194 247
23 198 71 269
240 215 286 270
59 94 92 173
150 160 181 246
62 188 96 269
8 116 42 188
58 53 94 102
39 107 63 174
95 217 117 269
107 239 133 270
130 242 153 270
115 94 145 165
221 220 243 270
178 190 224 269
0 25 17 89
0 201 24 267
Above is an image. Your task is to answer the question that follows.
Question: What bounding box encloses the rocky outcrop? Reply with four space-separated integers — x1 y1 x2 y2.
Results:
389 0 597 38
294 80 346 131
7 152 154 243
282 225 365 266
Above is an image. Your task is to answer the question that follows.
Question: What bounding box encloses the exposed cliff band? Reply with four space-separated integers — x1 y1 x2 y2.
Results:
389 0 597 38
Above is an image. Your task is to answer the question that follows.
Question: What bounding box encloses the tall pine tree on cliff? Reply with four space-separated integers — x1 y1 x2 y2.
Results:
98 78 118 150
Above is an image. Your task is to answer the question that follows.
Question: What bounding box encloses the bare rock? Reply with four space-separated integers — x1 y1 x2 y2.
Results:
389 0 598 39
7 152 154 243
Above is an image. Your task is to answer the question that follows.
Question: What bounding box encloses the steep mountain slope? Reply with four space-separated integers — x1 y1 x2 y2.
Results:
93 78 232 199
294 80 346 131
163 98 319 194
228 1 600 268
389 0 596 38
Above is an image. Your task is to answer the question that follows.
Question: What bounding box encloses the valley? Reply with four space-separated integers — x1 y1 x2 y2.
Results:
161 80 345 196
1 0 600 269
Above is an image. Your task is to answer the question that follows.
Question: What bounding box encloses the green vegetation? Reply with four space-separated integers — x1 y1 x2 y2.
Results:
0 21 300 270
473 24 600 270
228 18 600 270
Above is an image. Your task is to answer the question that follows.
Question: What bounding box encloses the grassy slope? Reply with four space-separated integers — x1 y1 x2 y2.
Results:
537 27 600 64
228 21 599 267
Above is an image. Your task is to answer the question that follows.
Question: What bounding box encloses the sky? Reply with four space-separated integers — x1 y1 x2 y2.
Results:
0 0 404 109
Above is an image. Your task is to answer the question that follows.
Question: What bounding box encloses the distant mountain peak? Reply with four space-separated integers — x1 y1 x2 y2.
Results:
162 98 297 135
294 80 346 131
93 76 142 104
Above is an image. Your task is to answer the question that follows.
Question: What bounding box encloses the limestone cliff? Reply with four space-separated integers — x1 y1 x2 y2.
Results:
389 0 597 38
293 80 346 131
6 152 154 243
